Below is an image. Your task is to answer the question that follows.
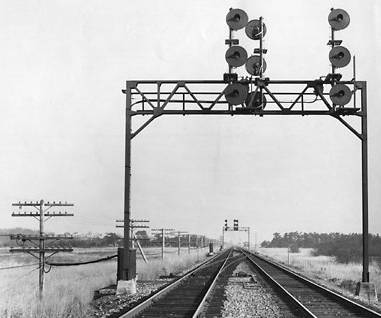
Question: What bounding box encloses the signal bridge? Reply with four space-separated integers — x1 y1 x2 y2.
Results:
117 7 372 299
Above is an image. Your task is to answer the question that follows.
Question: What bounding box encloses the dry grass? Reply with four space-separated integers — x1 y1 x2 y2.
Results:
138 248 207 280
258 248 381 298
0 247 209 318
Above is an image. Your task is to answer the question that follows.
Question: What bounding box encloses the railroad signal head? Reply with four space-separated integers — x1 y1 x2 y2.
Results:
224 83 248 105
328 8 350 31
329 84 352 106
225 46 248 67
329 46 351 68
245 55 267 76
224 219 228 230
233 219 239 231
245 19 267 40
226 8 249 30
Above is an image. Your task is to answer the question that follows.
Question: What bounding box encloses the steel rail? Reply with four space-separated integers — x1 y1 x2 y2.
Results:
191 248 233 317
119 249 231 318
243 249 381 318
240 249 316 317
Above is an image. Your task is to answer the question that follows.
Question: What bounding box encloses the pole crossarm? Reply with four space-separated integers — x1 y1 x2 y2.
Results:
10 234 73 240
10 248 73 253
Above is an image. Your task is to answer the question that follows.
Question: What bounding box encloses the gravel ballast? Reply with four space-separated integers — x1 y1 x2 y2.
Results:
87 279 170 317
221 262 286 318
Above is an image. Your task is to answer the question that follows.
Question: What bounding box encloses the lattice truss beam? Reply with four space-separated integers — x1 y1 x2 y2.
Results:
123 79 366 140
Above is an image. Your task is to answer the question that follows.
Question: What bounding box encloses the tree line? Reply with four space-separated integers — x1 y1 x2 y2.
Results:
0 228 212 249
261 231 381 263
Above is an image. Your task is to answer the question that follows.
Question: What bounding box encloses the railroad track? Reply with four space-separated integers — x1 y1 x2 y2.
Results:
115 247 381 318
241 248 381 318
118 248 243 318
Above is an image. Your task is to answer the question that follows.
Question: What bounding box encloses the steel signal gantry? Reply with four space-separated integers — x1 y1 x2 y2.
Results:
118 8 371 295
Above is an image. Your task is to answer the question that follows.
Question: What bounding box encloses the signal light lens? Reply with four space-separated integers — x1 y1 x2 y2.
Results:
245 19 267 40
329 46 351 68
224 83 248 105
328 9 350 31
245 55 267 76
329 84 352 106
225 46 248 67
226 9 249 30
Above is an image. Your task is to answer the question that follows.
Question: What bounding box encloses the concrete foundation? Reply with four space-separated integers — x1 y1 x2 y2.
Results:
355 282 377 302
116 278 137 295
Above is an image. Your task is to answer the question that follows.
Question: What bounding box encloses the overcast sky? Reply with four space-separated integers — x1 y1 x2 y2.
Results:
0 0 380 243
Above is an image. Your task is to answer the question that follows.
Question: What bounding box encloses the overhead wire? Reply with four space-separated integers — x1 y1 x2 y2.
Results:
0 262 39 270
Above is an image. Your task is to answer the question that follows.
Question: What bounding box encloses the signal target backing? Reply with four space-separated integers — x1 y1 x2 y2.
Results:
245 55 267 76
329 84 352 106
226 8 249 30
225 46 248 67
224 83 249 105
245 19 267 40
329 46 351 68
328 8 350 31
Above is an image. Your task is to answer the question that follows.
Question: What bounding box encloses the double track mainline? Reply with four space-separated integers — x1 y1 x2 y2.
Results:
116 248 381 318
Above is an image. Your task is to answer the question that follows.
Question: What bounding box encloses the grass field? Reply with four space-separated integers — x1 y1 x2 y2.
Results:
0 246 209 318
258 247 381 301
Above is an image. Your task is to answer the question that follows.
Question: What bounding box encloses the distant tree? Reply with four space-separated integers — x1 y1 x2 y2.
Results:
102 232 120 247
289 243 299 253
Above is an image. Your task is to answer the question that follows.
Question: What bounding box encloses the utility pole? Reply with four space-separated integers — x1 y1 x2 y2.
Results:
10 200 74 299
151 228 175 260
116 219 150 263
176 231 188 256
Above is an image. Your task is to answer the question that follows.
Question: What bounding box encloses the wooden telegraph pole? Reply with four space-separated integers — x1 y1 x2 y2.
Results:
10 200 74 299
116 219 150 263
151 228 175 260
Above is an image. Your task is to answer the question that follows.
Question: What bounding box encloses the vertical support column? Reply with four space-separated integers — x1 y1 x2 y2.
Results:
330 27 335 76
161 228 165 260
228 27 232 74
361 81 369 283
123 81 132 280
259 16 264 107
39 199 44 299
117 81 136 295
